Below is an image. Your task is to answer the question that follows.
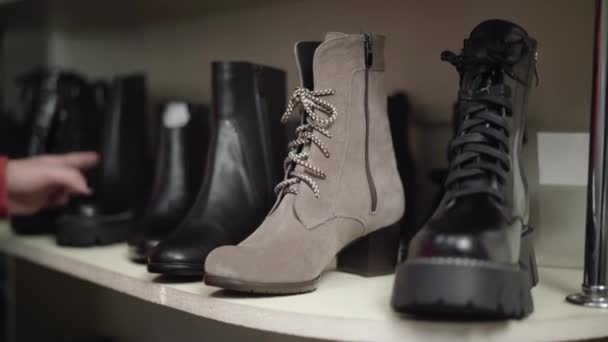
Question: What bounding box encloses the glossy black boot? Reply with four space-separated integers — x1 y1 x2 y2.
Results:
57 74 148 246
127 102 211 263
11 68 99 235
392 20 539 319
147 62 286 277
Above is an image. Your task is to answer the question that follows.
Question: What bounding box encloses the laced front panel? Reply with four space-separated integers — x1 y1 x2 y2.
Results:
274 87 338 198
441 39 533 203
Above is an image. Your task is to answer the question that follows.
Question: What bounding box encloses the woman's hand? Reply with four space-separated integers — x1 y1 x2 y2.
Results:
6 152 99 215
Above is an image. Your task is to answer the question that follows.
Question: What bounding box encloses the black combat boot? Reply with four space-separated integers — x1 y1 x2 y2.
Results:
392 19 539 319
56 74 148 246
127 101 212 263
11 68 99 235
147 62 286 277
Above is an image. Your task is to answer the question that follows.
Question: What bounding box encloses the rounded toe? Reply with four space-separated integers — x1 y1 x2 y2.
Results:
148 243 190 264
204 246 247 279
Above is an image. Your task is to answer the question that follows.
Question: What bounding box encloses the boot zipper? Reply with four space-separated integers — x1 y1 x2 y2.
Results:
364 33 378 212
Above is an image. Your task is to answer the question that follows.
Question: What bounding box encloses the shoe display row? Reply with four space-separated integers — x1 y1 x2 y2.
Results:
9 71 150 245
8 19 539 320
10 68 101 235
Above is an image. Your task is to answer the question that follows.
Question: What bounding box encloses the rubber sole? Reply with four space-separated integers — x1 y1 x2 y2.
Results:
204 275 319 295
391 227 537 319
56 212 133 247
147 262 204 277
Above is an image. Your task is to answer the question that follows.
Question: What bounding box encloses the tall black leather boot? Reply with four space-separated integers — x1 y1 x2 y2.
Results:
56 74 148 246
127 101 211 263
387 92 418 262
147 62 286 277
11 68 99 235
392 20 539 319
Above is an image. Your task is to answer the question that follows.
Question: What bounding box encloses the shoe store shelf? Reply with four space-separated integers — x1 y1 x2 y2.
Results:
0 222 606 342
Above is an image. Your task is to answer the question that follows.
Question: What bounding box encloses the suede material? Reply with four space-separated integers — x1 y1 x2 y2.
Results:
207 195 363 283
205 33 404 285
294 34 363 228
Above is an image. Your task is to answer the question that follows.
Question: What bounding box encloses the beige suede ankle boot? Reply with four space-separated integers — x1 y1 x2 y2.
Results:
204 32 405 294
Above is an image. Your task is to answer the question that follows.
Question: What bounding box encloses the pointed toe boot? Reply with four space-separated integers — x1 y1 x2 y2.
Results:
57 74 149 246
204 32 405 294
147 62 287 277
391 19 539 319
127 102 211 263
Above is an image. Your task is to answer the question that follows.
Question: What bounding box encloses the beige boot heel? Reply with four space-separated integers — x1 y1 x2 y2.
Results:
337 223 401 277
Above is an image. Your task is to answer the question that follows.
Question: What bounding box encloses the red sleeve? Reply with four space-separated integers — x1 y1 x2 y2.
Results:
0 156 8 218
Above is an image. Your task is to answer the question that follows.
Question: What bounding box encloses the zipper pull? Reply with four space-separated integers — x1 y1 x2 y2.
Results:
364 33 373 68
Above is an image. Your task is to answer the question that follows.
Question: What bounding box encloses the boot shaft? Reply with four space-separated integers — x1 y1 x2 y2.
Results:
179 62 287 230
284 33 404 230
95 73 148 213
16 68 98 156
145 101 210 215
445 19 537 218
210 61 287 199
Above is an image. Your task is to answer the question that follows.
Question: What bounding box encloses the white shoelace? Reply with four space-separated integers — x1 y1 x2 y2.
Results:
274 87 338 198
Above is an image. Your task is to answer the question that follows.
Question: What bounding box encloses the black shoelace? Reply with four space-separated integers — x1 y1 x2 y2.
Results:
441 39 534 203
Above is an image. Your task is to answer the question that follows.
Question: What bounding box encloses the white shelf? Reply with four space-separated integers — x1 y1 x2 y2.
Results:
0 222 606 342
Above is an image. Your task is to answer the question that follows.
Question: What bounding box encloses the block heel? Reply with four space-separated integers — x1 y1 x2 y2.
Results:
337 223 400 276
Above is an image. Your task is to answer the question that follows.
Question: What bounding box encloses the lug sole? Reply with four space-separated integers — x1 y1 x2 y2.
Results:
204 274 319 295
391 228 537 319
147 262 204 277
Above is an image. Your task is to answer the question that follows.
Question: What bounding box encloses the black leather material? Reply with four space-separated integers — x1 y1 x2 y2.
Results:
56 74 149 246
147 62 286 276
387 93 419 262
127 102 211 262
11 68 99 235
0 111 26 158
406 20 537 265
295 42 321 90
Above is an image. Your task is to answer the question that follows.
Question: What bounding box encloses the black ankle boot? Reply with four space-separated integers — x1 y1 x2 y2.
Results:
392 19 539 319
127 101 212 263
56 74 149 246
11 68 99 235
147 62 286 277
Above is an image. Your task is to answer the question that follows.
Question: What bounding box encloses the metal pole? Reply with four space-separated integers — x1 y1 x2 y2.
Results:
567 0 608 308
